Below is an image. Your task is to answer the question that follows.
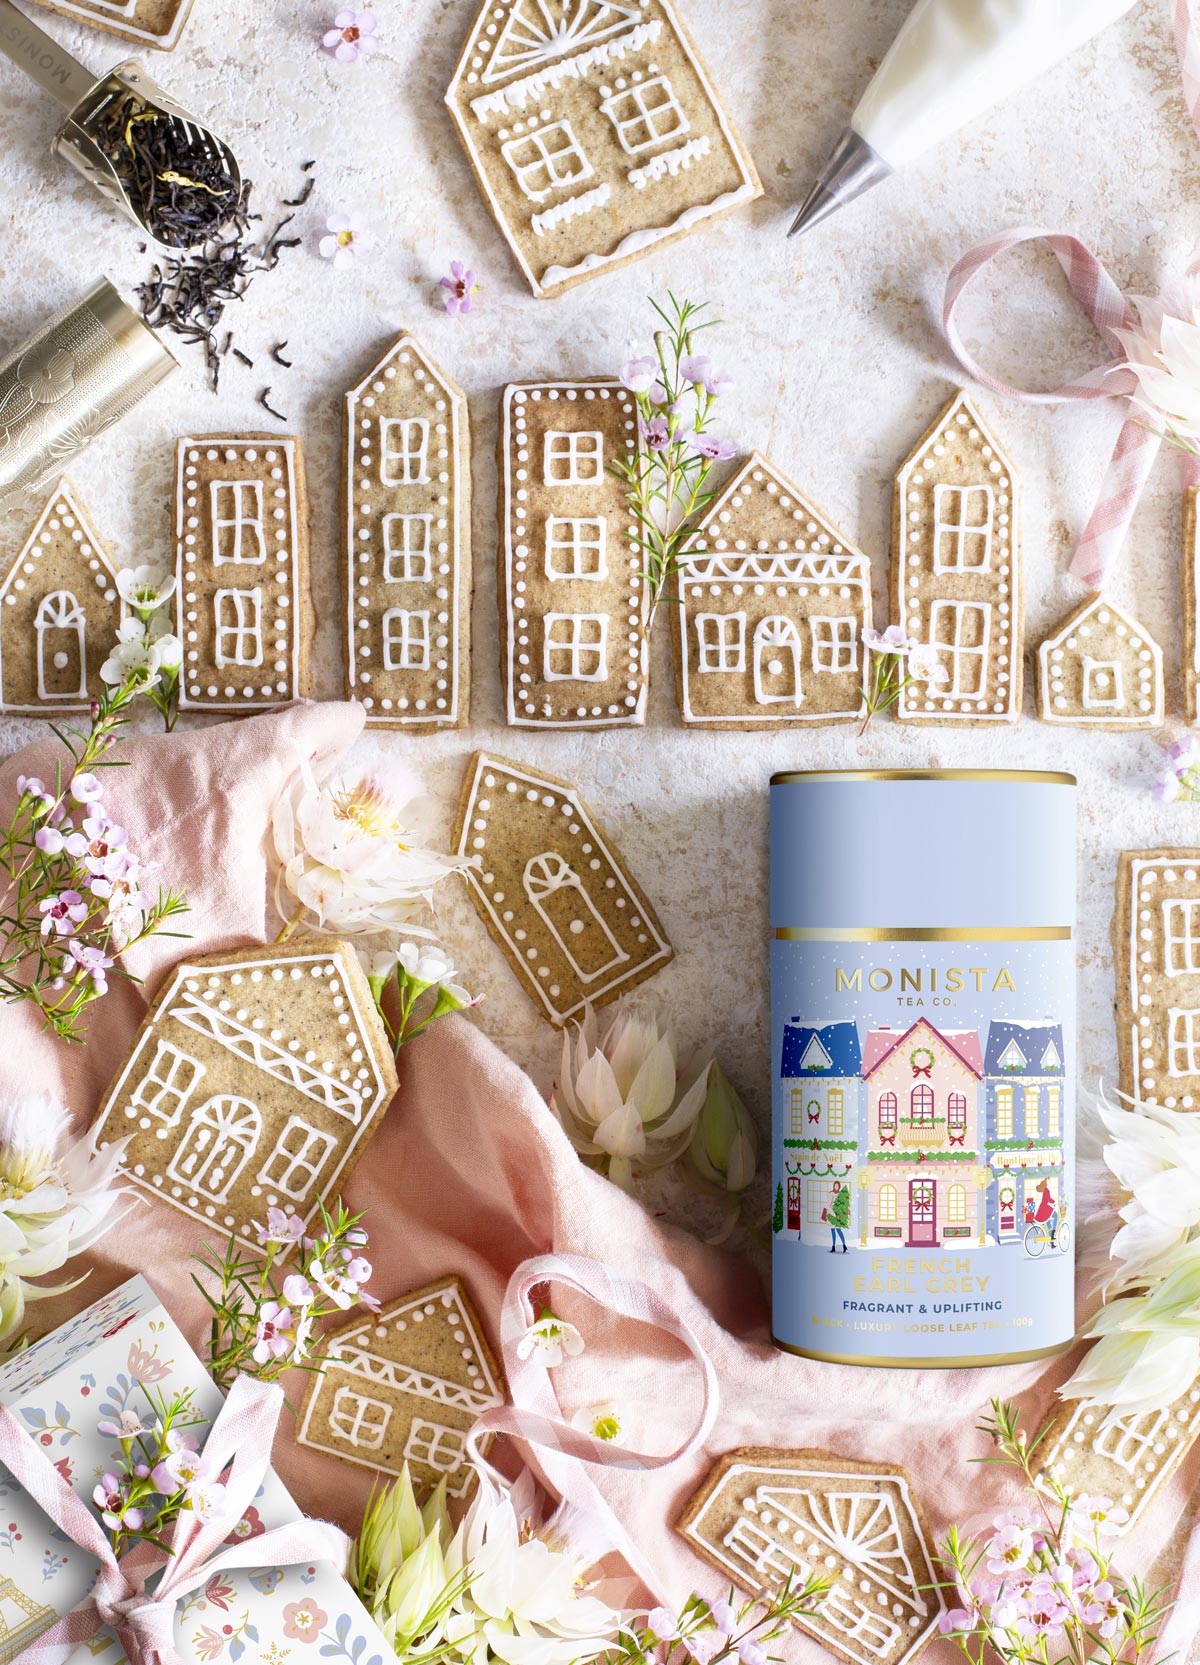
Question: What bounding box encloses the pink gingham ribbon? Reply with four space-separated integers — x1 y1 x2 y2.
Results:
467 1253 719 1596
0 1375 347 1665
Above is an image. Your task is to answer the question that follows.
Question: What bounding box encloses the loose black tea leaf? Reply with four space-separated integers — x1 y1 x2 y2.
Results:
232 347 253 367
270 341 292 367
90 93 240 250
283 177 315 207
258 387 287 422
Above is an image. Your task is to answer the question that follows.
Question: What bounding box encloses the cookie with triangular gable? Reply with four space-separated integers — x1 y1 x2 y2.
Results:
671 452 872 727
343 332 472 730
0 479 123 715
296 1275 505 1497
1037 594 1163 728
91 936 397 1248
1032 1391 1200 1534
677 1447 946 1665
453 750 672 1026
445 0 761 300
26 0 195 49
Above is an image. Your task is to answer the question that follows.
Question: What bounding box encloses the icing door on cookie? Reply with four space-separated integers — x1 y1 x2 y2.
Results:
523 852 628 982
35 591 87 701
752 618 803 706
168 1096 261 1202
907 1177 937 1247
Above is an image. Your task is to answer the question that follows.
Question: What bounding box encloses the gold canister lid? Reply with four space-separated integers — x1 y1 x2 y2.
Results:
770 768 1076 785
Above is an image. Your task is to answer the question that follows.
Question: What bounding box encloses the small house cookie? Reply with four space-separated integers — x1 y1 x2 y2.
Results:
1037 595 1163 728
499 379 647 729
26 0 195 48
297 1275 504 1497
672 452 871 726
343 333 471 729
453 750 672 1025
1113 851 1200 1108
677 1446 945 1665
893 390 1022 725
445 0 761 299
175 435 314 713
1183 488 1200 726
0 480 122 714
1034 1391 1200 1532
92 937 398 1246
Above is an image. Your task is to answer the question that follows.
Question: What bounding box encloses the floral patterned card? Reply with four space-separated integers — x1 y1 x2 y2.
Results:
0 1275 390 1665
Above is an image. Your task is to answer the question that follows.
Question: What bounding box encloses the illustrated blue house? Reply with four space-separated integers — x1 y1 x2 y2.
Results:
779 1021 862 1237
982 1020 1065 1241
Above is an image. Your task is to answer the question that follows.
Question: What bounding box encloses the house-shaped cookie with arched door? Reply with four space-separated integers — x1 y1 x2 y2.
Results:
0 480 122 715
92 937 397 1248
778 1020 861 1240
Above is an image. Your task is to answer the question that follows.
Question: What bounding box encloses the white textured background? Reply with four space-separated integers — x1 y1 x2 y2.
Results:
1 0 1198 1236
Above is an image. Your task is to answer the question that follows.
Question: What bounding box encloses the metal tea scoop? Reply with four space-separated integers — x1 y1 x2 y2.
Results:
0 0 242 252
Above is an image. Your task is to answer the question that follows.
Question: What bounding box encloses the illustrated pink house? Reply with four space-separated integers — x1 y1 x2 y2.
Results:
860 1019 985 1248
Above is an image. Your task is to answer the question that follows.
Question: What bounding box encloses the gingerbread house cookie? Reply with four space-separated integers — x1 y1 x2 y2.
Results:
1114 851 1200 1108
343 333 471 729
1034 1392 1200 1533
0 479 122 715
499 379 648 729
92 937 398 1247
27 0 195 48
677 1447 945 1665
453 751 672 1025
672 452 871 726
1037 594 1163 728
1184 488 1200 726
297 1275 504 1496
445 0 761 299
892 390 1022 725
175 435 314 713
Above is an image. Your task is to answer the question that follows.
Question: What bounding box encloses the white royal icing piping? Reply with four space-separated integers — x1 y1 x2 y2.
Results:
469 22 663 117
531 182 612 236
628 134 711 188
539 180 757 289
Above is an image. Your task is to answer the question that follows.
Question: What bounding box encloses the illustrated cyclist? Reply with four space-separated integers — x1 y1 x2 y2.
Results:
1026 1178 1059 1246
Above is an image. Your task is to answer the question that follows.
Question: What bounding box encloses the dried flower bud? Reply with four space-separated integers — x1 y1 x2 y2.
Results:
688 1060 757 1193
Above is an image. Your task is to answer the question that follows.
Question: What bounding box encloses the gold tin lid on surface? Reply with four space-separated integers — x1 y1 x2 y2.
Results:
771 768 1076 785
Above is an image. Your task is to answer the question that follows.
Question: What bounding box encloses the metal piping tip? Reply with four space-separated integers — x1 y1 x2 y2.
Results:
786 126 894 241
788 181 841 239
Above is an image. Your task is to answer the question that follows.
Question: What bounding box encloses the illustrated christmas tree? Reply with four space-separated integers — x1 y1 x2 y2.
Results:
772 1182 784 1233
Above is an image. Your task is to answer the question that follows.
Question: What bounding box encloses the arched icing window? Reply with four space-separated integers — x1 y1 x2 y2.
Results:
167 1096 260 1202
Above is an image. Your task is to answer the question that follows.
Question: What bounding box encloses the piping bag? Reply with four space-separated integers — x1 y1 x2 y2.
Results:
789 0 1143 237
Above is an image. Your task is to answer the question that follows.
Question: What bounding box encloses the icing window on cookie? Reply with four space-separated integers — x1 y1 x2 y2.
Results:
695 612 745 672
545 516 607 580
214 588 264 669
330 1386 391 1450
167 1095 261 1203
1081 656 1124 709
932 484 993 573
1091 1409 1168 1476
130 1039 205 1128
501 120 592 201
929 600 990 699
383 608 431 671
543 430 604 486
524 852 629 982
600 75 689 154
258 1116 338 1200
381 419 431 486
752 617 803 707
725 1516 795 1583
544 612 608 681
34 590 87 702
810 616 857 673
404 1419 467 1475
383 514 434 583
211 481 267 565
1164 900 1200 975
1168 1007 1200 1076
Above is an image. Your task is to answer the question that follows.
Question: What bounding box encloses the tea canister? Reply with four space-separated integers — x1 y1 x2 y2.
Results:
770 769 1076 1367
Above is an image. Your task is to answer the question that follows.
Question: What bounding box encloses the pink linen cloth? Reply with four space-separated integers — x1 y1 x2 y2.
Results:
1 699 1197 1663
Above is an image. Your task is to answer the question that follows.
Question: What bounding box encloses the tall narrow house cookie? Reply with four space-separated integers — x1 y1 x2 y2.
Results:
499 379 648 728
453 751 672 1025
1114 851 1200 1108
176 435 314 713
445 0 761 299
1184 488 1200 725
343 334 471 729
677 1447 945 1665
1037 595 1163 728
892 391 1021 725
26 0 195 48
297 1275 505 1497
0 480 122 714
672 453 871 726
92 937 398 1247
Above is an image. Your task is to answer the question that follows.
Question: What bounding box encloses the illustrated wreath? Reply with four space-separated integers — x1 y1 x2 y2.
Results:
910 1045 935 1076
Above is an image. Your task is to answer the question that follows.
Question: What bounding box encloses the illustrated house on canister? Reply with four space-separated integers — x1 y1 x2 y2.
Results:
778 1020 861 1239
92 938 398 1247
893 390 1021 725
0 480 122 715
445 0 761 299
1115 851 1200 1108
673 453 872 726
343 333 471 728
982 1019 1065 1241
861 1019 986 1248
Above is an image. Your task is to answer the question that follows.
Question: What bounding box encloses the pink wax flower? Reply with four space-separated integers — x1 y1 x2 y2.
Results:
682 430 736 461
67 941 113 993
39 891 87 938
318 212 371 269
70 772 103 804
322 9 380 61
440 261 480 316
620 355 658 393
639 412 670 450
253 1301 296 1364
679 354 733 397
257 1205 305 1247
